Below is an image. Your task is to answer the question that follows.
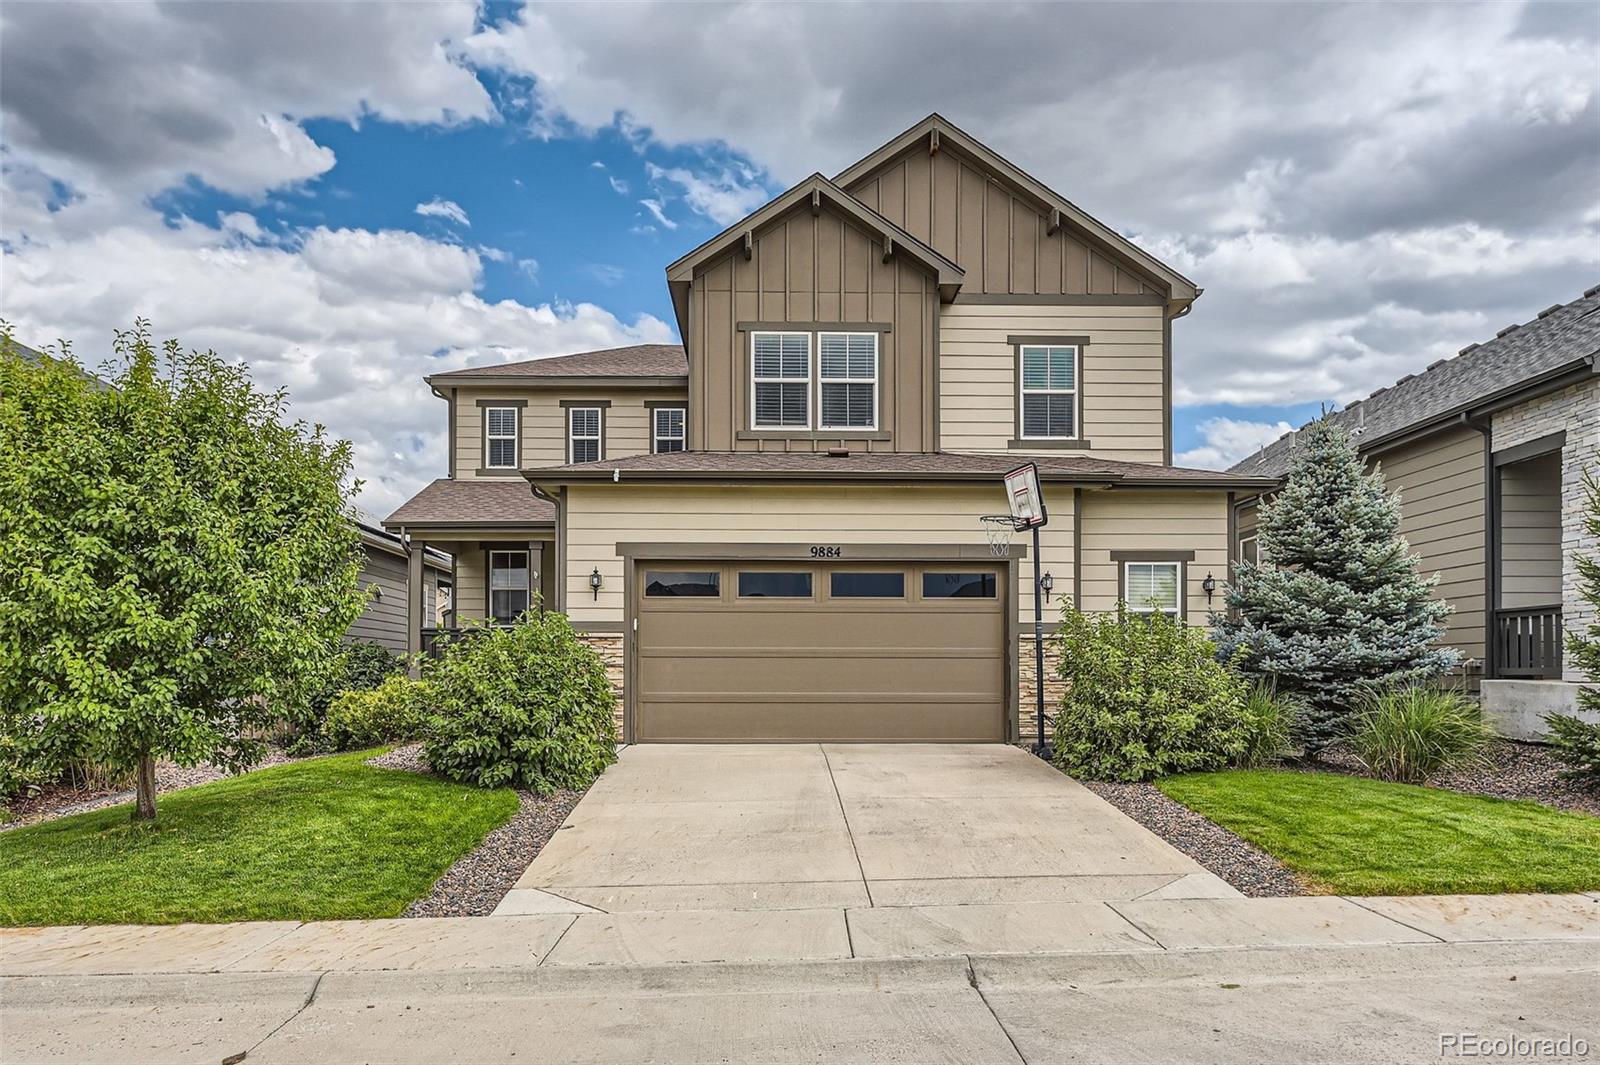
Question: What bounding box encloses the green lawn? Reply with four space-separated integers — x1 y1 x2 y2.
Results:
1156 769 1600 896
0 750 519 926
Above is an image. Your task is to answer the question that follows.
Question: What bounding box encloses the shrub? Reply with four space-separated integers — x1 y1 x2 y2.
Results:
1052 605 1248 782
291 641 408 751
422 612 617 791
1349 687 1492 784
1543 713 1600 781
1235 682 1301 768
323 674 430 751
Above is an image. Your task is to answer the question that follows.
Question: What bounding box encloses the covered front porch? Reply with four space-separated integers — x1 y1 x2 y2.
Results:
1488 443 1565 681
382 478 557 663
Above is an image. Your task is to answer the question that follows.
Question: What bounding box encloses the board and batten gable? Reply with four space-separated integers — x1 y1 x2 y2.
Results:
843 140 1162 299
686 200 940 453
450 385 687 476
937 301 1167 464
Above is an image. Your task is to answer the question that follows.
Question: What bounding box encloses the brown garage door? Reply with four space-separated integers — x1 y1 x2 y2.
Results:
633 561 1008 742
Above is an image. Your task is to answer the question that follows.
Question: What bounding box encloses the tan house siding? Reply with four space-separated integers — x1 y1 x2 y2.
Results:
843 142 1159 298
1497 454 1562 610
445 539 554 624
1372 425 1487 669
1078 490 1230 627
938 301 1166 464
688 202 940 453
451 386 687 476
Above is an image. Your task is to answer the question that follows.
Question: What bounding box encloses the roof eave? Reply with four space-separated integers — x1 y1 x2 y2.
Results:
422 373 688 389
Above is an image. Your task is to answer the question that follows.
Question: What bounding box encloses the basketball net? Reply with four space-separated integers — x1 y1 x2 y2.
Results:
980 514 1023 558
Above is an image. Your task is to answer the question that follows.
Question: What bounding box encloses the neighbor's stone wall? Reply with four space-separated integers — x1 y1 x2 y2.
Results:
1493 379 1600 683
577 633 626 738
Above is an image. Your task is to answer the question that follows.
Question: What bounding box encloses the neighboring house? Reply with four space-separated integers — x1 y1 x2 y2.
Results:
385 113 1276 743
352 521 452 654
1229 286 1600 730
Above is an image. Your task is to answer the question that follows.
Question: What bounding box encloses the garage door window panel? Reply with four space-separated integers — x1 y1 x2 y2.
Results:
922 571 998 599
830 571 906 598
645 570 721 597
736 571 813 598
752 332 811 429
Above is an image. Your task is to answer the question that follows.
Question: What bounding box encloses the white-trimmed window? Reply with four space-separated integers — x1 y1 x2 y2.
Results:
485 406 519 469
752 332 811 429
1020 345 1078 439
488 550 529 623
1124 561 1181 616
818 332 878 430
568 407 602 463
653 407 686 453
1239 535 1259 567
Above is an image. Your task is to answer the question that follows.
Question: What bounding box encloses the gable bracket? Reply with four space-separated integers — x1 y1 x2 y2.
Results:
810 189 821 216
1047 208 1062 236
881 237 895 264
929 129 940 155
741 230 753 260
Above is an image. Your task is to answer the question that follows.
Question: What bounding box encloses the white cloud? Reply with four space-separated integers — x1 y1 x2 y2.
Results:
1 0 494 199
584 264 626 286
0 183 672 516
607 175 629 195
1176 418 1297 471
638 198 678 230
414 197 471 227
645 161 769 225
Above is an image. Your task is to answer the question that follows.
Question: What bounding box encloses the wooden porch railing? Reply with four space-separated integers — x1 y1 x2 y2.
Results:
1492 605 1563 679
420 626 464 660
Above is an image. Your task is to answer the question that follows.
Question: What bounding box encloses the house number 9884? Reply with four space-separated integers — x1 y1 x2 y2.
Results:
810 546 843 558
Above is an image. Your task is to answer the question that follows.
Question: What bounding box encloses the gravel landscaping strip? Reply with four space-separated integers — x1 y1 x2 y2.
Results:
1306 739 1600 818
365 744 588 918
2 748 300 831
1083 780 1306 897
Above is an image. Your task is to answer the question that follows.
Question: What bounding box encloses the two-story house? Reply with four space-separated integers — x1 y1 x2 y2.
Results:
384 114 1276 744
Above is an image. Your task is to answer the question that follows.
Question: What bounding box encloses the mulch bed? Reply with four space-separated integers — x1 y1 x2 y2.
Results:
1083 780 1306 897
1 747 299 831
1302 740 1600 818
366 744 586 918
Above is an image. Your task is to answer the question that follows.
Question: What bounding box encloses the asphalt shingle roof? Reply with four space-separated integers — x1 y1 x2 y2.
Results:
428 344 686 381
1230 285 1600 478
383 478 555 528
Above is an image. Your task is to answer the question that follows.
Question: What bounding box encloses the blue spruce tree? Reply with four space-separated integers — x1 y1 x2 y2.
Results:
1214 418 1458 752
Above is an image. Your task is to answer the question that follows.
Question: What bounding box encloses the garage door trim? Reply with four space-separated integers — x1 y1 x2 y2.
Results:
618 542 1023 743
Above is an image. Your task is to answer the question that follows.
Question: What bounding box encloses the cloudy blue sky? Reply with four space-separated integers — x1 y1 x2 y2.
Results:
2 1 1597 517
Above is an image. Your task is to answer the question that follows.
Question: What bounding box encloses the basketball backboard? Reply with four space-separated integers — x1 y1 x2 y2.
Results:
1004 463 1047 529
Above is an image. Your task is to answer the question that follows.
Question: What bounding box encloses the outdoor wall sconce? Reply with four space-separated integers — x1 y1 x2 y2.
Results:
1202 572 1217 603
589 567 603 600
1039 571 1054 603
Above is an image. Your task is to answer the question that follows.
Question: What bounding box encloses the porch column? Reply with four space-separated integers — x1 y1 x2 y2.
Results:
528 540 544 610
406 536 425 677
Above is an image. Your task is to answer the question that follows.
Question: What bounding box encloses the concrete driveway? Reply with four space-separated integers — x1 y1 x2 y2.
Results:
501 743 1235 917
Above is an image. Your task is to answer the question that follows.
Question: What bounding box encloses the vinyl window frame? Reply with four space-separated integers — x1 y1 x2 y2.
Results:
487 549 531 624
749 330 813 431
816 331 879 432
1017 342 1081 442
651 406 687 454
1238 534 1259 568
1122 560 1183 617
566 405 604 464
481 403 522 472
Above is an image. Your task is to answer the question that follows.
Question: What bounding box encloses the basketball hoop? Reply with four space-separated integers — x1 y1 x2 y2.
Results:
980 514 1023 558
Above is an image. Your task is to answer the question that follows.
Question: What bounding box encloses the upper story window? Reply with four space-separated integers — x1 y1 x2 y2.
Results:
653 407 686 453
818 333 878 430
568 406 603 464
1019 344 1079 440
752 332 811 429
484 406 520 469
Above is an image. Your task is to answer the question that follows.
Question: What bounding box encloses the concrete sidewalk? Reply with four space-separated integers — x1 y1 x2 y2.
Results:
5 941 1595 1064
